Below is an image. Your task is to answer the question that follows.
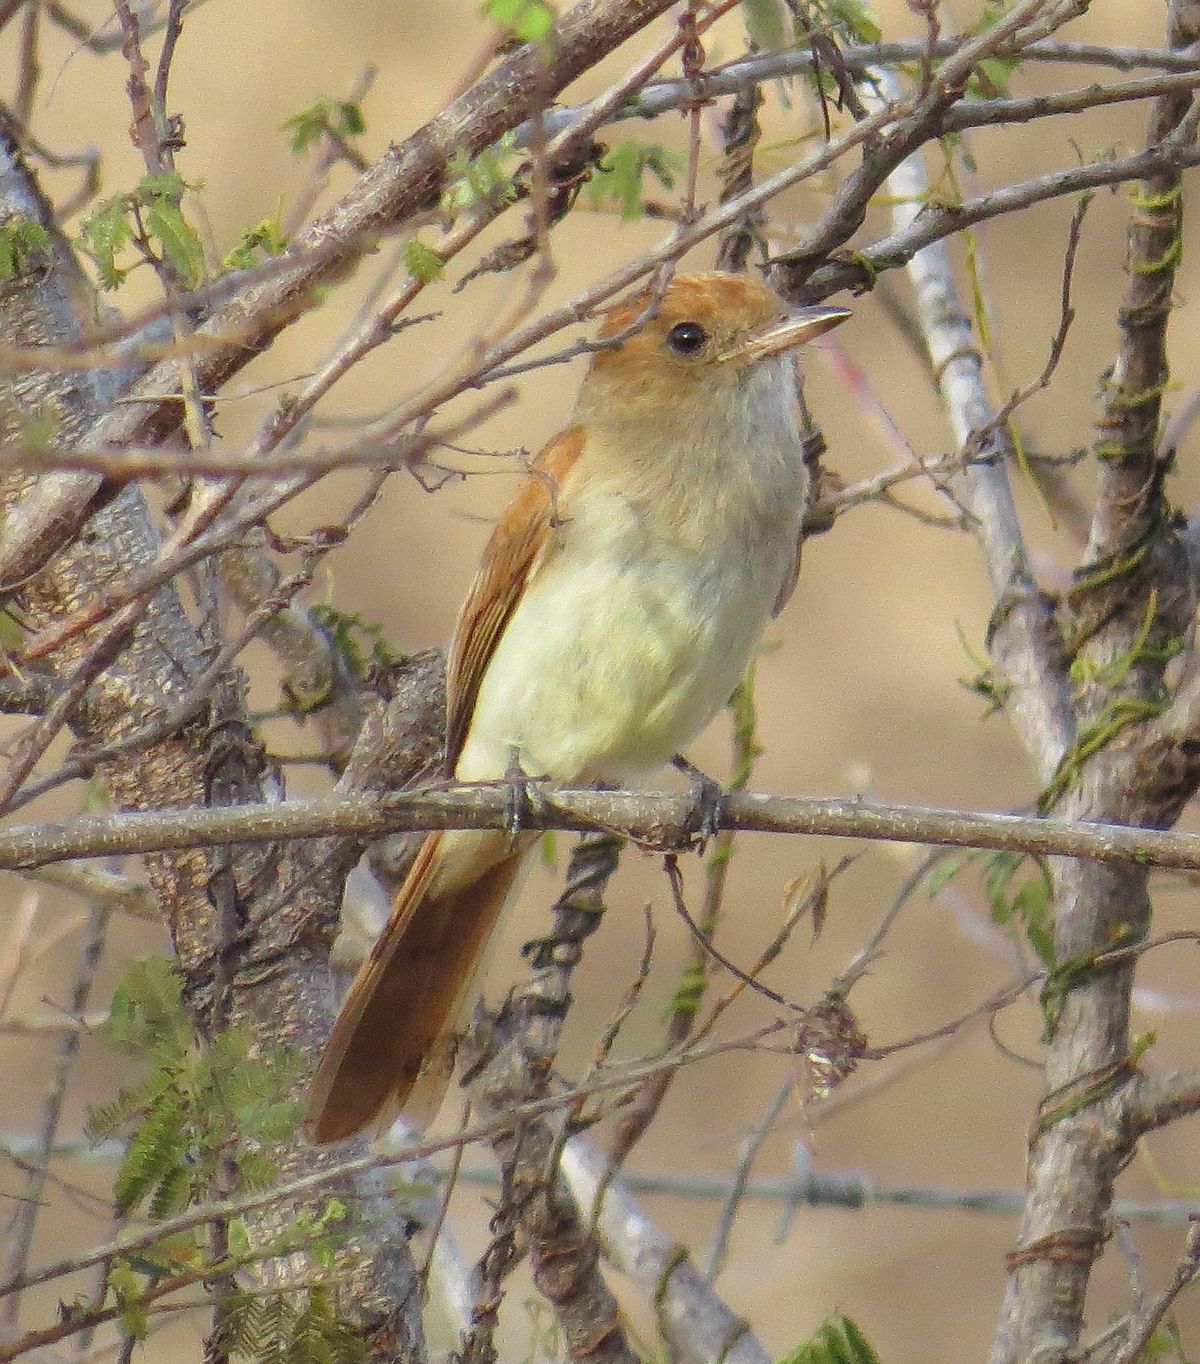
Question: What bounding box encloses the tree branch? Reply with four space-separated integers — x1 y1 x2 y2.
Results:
0 785 1199 872
871 69 1075 782
0 104 428 1360
0 0 685 590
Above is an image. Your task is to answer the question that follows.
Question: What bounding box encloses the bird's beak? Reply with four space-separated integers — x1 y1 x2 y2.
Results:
721 304 851 363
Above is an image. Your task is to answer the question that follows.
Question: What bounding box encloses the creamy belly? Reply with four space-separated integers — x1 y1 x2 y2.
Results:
455 488 797 785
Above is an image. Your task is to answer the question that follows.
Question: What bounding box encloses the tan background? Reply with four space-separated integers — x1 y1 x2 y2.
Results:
4 1 1200 1360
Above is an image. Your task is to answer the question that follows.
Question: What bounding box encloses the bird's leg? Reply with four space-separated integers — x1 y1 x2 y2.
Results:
502 745 550 847
672 753 727 847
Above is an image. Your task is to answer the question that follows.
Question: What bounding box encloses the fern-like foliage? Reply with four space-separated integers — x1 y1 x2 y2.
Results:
87 957 303 1218
210 1285 366 1364
88 958 360 1361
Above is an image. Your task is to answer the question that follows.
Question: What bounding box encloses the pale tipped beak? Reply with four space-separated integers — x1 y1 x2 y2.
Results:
722 304 851 363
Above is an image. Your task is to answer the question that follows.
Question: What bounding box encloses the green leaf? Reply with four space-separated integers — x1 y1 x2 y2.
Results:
0 606 27 652
965 3 1021 98
0 214 51 279
1026 921 1055 969
442 132 520 215
983 850 1021 924
925 857 962 899
1141 1317 1186 1359
981 852 1056 964
108 1262 150 1343
20 407 58 450
283 97 368 153
80 197 134 289
741 0 788 48
222 216 287 270
777 1313 882 1364
969 54 1020 99
113 1085 187 1214
147 1159 190 1219
538 829 558 870
306 603 398 686
144 201 205 287
585 140 680 222
484 0 555 43
136 171 192 203
403 234 444 284
103 957 191 1059
234 1148 279 1191
283 101 327 153
827 0 882 43
337 99 366 136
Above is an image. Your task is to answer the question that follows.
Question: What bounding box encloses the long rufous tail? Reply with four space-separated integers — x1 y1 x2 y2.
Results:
306 829 528 1143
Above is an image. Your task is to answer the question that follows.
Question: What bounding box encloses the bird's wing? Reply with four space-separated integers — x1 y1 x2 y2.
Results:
445 425 584 767
772 528 803 619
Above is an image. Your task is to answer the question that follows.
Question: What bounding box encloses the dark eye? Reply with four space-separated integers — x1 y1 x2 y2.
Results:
666 321 708 356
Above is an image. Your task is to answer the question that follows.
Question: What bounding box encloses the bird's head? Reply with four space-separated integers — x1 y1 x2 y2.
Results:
580 272 849 422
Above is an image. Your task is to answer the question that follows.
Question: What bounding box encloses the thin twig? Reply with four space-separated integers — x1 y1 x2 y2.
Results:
704 1078 790 1282
1 900 109 1324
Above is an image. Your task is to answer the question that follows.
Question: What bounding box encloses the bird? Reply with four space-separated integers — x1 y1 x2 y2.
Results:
306 271 850 1142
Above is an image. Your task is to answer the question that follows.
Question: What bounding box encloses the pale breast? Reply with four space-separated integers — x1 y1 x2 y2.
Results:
455 479 801 785
456 355 809 785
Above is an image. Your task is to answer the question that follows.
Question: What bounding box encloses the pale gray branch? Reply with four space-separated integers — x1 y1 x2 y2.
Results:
560 1138 769 1364
873 70 1075 782
0 785 1198 872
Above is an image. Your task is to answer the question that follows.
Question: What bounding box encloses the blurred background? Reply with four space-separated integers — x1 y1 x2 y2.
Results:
3 1 1200 1359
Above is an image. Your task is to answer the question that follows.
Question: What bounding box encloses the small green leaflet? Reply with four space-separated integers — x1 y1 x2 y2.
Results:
585 140 679 222
741 0 788 49
827 0 882 43
777 1313 882 1364
80 197 134 288
484 0 555 43
0 215 51 278
78 174 205 290
223 217 287 270
404 234 444 283
282 97 367 154
144 201 204 287
443 132 520 214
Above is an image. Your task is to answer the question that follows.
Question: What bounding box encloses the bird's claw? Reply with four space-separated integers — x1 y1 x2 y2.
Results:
503 748 549 847
672 754 727 849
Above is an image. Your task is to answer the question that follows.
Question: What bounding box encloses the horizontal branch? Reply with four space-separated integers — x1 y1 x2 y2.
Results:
535 38 1200 140
0 1029 788 1299
797 134 1200 298
0 406 515 481
550 58 1200 140
2 785 1200 871
453 1160 1200 1225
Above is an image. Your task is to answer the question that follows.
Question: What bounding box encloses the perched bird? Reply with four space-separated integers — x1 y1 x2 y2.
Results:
306 271 849 1142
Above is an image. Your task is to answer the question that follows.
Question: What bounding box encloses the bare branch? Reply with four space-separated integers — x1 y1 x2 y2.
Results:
0 0 687 589
561 1137 769 1364
1103 1219 1200 1364
0 785 1198 873
871 69 1075 781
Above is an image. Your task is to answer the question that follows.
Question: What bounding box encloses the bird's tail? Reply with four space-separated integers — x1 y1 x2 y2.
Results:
306 828 529 1143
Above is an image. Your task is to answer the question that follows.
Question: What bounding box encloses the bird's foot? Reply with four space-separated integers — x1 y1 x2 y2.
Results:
671 754 727 850
502 747 550 847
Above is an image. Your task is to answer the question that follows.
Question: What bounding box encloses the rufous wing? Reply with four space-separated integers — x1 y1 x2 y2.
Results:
445 425 584 764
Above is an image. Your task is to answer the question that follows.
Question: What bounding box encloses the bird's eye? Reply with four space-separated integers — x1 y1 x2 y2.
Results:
666 321 708 356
